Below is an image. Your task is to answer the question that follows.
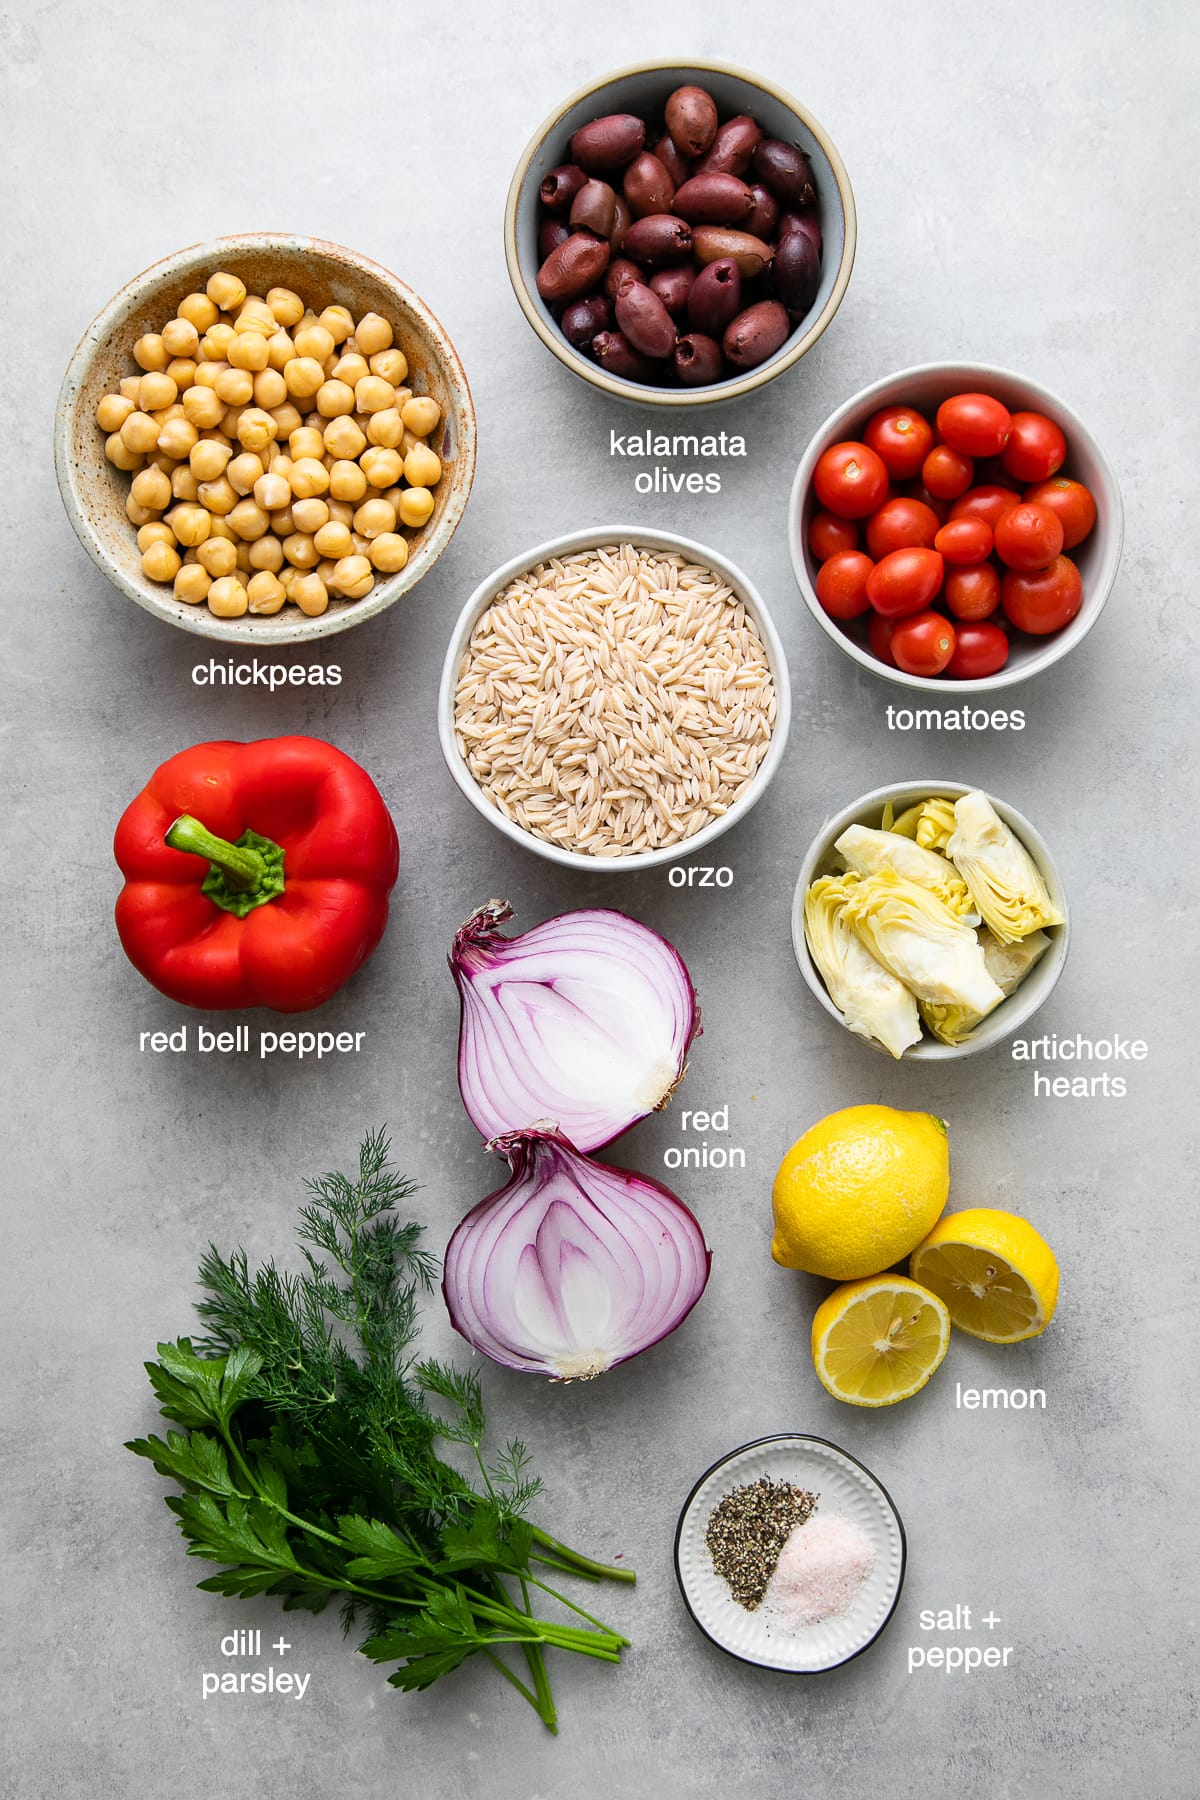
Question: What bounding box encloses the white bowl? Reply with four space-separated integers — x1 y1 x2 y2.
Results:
674 1434 906 1673
791 781 1069 1060
788 362 1123 692
438 526 792 871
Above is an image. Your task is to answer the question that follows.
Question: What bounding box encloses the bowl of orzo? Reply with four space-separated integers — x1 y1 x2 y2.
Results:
438 528 791 869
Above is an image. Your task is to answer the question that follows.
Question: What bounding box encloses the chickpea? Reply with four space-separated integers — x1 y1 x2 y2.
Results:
248 534 284 573
353 496 396 539
228 498 270 541
282 532 319 569
120 411 162 454
188 438 230 482
207 574 249 617
291 572 330 616
226 452 265 496
404 443 443 488
369 532 410 574
290 496 328 535
173 564 212 605
397 485 435 528
401 395 442 438
328 458 368 501
206 271 247 311
119 375 143 402
243 570 285 614
221 405 247 437
197 536 238 577
182 384 225 430
370 348 409 386
267 286 304 327
236 542 254 572
201 322 237 361
253 472 291 512
332 351 369 387
326 497 356 526
322 417 366 462
277 565 299 599
315 379 355 419
266 329 296 371
293 323 336 365
137 521 175 551
252 367 287 410
178 291 219 332
171 465 201 501
105 432 143 471
214 366 255 406
133 333 168 372
329 554 374 600
267 449 294 478
318 304 354 344
97 393 135 432
361 446 403 488
288 425 326 462
141 540 181 582
316 558 339 584
289 456 330 498
354 375 395 414
313 519 354 559
270 506 295 536
166 356 198 391
168 503 212 547
237 408 277 454
160 316 200 359
234 300 277 336
131 465 173 510
126 496 157 526
366 407 404 449
157 417 199 461
227 329 271 371
198 476 237 516
193 361 223 390
284 356 325 399
354 312 393 355
269 402 303 439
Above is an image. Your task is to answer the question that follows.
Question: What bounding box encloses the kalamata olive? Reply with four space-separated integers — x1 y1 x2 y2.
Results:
570 178 617 238
722 299 790 368
771 228 821 315
652 132 692 189
674 333 724 385
592 329 653 381
649 265 694 319
673 172 755 225
610 195 632 251
621 213 693 265
692 226 773 278
752 139 816 206
779 209 822 256
615 281 677 358
539 164 588 212
536 231 612 302
561 294 614 348
664 84 719 158
538 219 571 261
687 256 742 335
568 113 646 174
623 151 676 219
696 115 762 177
744 182 779 239
603 257 642 300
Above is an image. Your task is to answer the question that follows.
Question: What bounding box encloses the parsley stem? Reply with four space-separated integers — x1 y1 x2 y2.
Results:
480 1649 547 1725
531 1527 637 1585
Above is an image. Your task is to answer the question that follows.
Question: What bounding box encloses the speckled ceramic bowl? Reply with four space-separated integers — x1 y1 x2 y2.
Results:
792 780 1070 1060
505 62 856 407
55 234 476 643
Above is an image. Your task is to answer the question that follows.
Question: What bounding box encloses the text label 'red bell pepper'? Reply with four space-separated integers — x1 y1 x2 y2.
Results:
114 736 399 1013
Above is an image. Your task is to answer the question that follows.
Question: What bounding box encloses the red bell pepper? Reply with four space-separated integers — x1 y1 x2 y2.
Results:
114 736 398 1013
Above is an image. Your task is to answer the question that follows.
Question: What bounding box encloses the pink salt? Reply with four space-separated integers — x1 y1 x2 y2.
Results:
763 1513 875 1629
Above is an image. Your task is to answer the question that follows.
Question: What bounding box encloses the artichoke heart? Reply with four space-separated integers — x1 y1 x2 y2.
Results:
842 869 1005 1015
835 823 978 921
804 874 922 1060
921 927 1052 1044
946 791 1064 946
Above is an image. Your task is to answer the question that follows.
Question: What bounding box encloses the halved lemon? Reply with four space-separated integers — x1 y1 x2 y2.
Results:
811 1276 951 1407
909 1209 1059 1344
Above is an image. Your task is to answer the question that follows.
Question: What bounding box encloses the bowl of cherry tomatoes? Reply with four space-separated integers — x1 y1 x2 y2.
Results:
788 363 1123 691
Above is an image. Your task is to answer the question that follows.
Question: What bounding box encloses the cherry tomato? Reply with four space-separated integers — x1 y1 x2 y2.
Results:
1023 477 1097 549
865 547 945 619
993 501 1064 571
815 550 875 620
922 444 974 500
863 404 935 480
934 518 993 565
891 610 957 677
813 441 890 519
808 510 859 560
868 612 897 667
936 392 1013 458
1001 411 1067 483
947 621 1010 679
1001 555 1084 635
944 563 1001 621
949 483 1022 530
865 497 941 559
904 483 951 524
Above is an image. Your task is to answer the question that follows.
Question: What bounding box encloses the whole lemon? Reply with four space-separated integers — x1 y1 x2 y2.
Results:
771 1104 949 1280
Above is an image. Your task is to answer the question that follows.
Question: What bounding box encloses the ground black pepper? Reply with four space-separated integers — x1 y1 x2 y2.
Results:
705 1476 819 1610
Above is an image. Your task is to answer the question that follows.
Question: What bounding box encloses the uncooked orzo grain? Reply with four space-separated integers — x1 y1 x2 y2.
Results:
453 543 777 856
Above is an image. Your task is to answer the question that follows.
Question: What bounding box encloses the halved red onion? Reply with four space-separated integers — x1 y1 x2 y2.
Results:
450 901 699 1152
443 1127 712 1379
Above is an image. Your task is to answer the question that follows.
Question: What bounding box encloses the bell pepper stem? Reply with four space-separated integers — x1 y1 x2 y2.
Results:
166 815 266 891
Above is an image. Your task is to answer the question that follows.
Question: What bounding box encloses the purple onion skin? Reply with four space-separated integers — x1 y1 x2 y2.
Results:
442 1126 712 1380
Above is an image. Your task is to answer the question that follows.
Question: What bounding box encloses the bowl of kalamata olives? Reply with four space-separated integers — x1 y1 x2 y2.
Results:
505 62 856 405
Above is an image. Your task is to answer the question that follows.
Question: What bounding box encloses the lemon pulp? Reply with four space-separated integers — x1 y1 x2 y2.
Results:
811 1276 950 1407
910 1210 1059 1344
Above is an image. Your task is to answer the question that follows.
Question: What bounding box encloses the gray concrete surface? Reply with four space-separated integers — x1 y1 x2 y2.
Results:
3 2 1197 1796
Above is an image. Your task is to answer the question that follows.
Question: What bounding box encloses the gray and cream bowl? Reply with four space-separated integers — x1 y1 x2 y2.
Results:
505 62 856 407
54 233 476 643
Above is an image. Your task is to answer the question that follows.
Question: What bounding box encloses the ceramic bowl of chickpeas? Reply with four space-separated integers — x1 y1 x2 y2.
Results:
55 234 476 640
